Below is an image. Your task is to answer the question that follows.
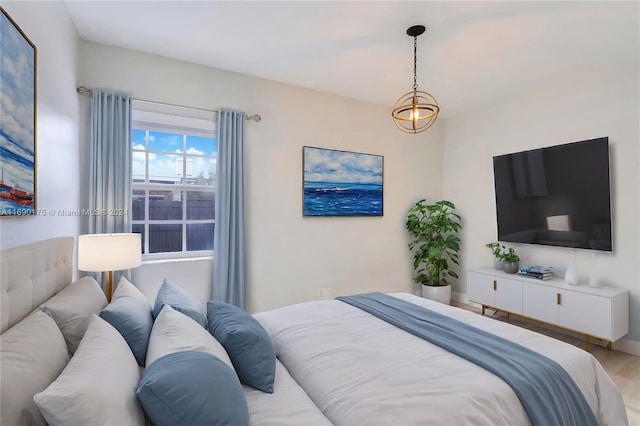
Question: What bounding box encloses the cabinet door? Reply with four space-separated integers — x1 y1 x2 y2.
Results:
495 278 523 314
467 272 496 307
523 283 558 325
559 291 611 340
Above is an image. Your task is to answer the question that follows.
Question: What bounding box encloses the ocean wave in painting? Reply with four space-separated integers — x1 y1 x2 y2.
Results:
304 181 383 216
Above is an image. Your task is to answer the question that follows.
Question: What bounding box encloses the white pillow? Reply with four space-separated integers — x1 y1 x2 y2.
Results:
146 305 234 370
1 310 69 426
34 315 144 426
113 276 151 306
39 276 107 353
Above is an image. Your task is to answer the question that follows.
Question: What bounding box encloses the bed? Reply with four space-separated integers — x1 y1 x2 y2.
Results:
0 238 629 426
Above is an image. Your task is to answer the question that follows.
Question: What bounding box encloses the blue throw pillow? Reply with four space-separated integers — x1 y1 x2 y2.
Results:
99 296 153 366
207 301 276 393
136 351 249 426
153 279 207 328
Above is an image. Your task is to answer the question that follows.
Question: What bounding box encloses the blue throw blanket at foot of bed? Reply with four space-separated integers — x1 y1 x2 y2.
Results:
336 292 598 426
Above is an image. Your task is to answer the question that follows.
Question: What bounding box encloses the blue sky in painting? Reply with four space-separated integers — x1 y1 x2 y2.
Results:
0 11 35 192
304 147 383 184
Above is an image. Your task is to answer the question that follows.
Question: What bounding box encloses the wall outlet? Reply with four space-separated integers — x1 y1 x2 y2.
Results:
317 287 332 299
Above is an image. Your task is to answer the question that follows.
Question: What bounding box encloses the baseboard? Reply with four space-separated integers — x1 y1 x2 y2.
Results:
451 291 469 304
613 337 640 356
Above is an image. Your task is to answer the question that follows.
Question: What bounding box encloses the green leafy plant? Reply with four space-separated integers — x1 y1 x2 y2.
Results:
485 242 505 259
406 199 462 287
501 247 520 264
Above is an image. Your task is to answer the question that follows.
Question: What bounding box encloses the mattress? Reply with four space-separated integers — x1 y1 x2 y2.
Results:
243 359 333 425
254 292 628 426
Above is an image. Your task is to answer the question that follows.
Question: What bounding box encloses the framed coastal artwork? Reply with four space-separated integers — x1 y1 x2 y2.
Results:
0 7 37 216
303 146 383 216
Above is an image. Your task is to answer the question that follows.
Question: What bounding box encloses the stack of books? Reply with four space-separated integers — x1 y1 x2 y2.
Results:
518 265 554 280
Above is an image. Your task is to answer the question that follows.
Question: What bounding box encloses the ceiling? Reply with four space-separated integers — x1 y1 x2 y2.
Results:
65 1 639 119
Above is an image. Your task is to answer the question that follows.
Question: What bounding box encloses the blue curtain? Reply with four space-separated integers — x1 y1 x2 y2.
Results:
88 89 132 287
213 109 246 308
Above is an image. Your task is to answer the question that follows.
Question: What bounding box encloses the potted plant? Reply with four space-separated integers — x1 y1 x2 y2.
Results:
485 242 506 270
406 199 462 304
501 247 520 274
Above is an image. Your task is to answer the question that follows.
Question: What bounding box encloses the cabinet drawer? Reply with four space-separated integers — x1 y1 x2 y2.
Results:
523 283 558 325
495 277 523 314
558 291 611 340
467 272 496 306
467 272 523 314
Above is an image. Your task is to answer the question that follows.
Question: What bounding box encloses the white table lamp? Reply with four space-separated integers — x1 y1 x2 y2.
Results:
78 233 142 302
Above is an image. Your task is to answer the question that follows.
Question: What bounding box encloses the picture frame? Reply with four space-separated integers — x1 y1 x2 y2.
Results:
303 146 383 217
0 7 37 217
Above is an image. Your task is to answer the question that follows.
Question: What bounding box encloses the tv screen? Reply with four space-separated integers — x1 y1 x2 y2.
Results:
493 137 612 252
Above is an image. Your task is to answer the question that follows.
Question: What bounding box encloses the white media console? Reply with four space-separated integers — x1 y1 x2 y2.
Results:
467 267 629 350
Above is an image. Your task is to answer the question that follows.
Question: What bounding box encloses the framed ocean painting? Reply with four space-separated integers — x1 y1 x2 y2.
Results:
0 7 37 217
303 146 383 216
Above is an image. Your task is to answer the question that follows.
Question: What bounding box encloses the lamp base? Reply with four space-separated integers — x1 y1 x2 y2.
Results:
105 270 114 303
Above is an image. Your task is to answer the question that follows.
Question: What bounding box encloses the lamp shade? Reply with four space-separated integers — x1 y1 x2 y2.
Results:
78 233 142 272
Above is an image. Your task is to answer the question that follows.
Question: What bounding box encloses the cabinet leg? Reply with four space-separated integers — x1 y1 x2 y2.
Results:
506 312 510 321
481 305 485 316
584 335 589 351
607 341 612 351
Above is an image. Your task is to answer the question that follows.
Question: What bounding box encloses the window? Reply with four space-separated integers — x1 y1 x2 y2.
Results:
131 100 216 258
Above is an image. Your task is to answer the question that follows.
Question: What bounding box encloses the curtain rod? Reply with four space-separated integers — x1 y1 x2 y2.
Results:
76 86 261 122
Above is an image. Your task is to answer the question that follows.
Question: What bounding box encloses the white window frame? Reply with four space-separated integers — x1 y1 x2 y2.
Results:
131 100 216 260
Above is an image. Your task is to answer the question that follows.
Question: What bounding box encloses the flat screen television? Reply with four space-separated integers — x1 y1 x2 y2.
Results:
493 137 612 252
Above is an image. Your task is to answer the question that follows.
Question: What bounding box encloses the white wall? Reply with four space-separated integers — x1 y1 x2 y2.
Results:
443 72 640 346
79 41 444 313
132 257 213 307
0 2 81 253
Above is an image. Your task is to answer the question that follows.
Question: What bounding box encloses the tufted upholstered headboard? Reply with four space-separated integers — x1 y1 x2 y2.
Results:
0 237 74 333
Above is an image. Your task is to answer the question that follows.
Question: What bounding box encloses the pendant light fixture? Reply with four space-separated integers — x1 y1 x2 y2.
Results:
391 25 439 134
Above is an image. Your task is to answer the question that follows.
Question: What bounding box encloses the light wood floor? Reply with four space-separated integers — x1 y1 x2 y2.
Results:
452 301 640 425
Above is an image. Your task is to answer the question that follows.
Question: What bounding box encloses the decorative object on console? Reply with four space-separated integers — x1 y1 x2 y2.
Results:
406 199 461 304
303 146 383 217
391 25 439 133
500 247 520 274
518 266 553 280
564 250 579 285
485 242 506 270
78 233 142 302
0 7 37 217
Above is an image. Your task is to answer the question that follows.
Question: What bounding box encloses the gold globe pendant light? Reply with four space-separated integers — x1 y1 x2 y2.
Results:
392 25 440 134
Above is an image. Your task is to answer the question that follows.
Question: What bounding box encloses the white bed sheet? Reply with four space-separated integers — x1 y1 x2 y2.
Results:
254 292 627 426
243 358 333 426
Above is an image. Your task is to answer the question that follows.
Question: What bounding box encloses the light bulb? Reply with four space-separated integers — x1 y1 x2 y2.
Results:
412 106 419 129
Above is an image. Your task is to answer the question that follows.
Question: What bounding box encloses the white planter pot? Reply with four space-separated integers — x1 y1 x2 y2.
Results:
421 284 451 305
